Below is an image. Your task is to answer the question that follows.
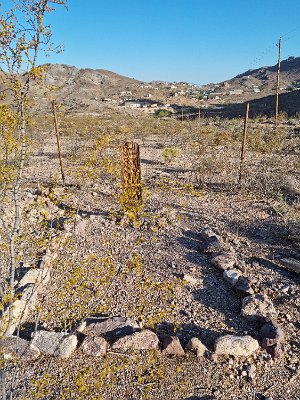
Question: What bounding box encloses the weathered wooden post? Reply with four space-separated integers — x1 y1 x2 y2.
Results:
238 102 250 186
120 142 142 217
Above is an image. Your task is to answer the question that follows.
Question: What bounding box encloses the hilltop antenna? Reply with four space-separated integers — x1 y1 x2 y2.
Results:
275 37 281 128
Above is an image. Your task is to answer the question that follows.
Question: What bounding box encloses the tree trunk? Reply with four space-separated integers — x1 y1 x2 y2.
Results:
3 102 26 337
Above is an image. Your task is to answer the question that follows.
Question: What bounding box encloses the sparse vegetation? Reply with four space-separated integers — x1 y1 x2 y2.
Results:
161 147 181 163
0 4 300 400
155 109 172 118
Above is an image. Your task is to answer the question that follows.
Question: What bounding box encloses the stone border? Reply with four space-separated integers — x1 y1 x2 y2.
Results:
199 228 285 359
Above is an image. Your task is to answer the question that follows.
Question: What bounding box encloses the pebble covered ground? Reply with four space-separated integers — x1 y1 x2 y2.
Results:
1 115 300 399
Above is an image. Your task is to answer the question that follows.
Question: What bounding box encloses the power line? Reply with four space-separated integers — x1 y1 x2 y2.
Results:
243 25 300 72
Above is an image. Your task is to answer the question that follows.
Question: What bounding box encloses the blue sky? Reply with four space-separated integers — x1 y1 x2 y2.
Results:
2 0 300 84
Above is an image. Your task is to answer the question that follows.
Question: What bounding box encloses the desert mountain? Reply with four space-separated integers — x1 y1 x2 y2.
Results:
218 56 300 93
36 63 142 112
43 63 140 95
1 58 299 115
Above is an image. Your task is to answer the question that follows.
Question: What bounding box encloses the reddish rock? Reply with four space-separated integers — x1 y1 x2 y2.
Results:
260 321 285 359
84 317 139 341
0 336 40 361
161 336 185 356
111 330 159 351
81 336 108 357
241 294 277 321
211 251 236 270
235 276 254 298
200 236 224 254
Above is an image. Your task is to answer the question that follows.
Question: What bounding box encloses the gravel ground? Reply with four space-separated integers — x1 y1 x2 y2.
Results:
1 116 300 400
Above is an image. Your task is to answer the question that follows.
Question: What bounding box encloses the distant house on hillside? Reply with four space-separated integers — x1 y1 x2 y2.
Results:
229 89 244 95
207 92 222 100
123 100 144 108
120 90 132 95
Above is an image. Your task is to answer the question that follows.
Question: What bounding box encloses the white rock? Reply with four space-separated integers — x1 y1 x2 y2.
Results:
183 274 199 285
1 300 29 336
19 284 37 306
32 331 77 358
223 269 241 286
18 267 51 289
187 337 208 357
215 335 259 357
161 336 185 356
200 228 218 240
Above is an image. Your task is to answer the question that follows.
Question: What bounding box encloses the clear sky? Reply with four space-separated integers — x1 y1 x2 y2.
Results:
2 0 300 84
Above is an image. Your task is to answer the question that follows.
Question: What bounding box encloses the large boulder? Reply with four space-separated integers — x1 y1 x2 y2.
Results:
19 284 37 306
214 335 259 357
0 336 40 361
241 294 277 321
111 330 159 351
31 331 77 358
83 317 139 341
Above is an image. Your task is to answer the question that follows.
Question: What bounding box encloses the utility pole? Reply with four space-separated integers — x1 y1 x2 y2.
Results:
275 37 281 129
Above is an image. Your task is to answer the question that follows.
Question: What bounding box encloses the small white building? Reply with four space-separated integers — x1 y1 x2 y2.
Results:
123 100 144 108
229 89 244 95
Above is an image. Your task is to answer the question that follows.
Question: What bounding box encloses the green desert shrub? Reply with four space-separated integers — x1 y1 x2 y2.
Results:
161 147 180 163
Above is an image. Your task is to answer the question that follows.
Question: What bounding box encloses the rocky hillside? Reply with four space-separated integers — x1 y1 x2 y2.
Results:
232 56 300 89
213 56 300 96
43 63 140 95
35 63 142 112
2 58 299 115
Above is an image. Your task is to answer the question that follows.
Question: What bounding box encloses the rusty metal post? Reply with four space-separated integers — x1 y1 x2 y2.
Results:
275 37 281 129
51 100 65 185
238 102 250 186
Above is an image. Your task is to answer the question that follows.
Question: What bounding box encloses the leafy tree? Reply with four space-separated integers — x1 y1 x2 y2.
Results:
0 1 67 397
155 109 172 118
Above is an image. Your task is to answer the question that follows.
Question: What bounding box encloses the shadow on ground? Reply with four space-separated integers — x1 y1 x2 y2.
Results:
177 230 258 346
